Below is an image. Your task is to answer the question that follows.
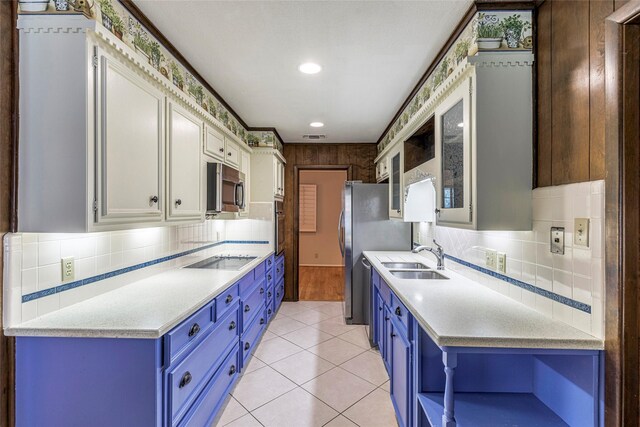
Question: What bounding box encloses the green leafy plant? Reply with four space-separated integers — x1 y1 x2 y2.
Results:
454 39 471 62
169 61 184 87
247 134 260 147
476 22 502 38
500 14 531 35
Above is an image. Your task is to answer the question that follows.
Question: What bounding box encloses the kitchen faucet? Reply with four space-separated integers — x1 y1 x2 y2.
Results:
412 239 445 270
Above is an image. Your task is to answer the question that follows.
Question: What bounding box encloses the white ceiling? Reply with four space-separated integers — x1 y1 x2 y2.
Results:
133 0 473 143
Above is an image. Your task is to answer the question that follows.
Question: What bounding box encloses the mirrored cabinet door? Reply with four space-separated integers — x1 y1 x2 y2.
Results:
435 77 472 226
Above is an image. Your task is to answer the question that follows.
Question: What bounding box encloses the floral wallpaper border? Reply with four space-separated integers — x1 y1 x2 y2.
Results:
377 11 533 154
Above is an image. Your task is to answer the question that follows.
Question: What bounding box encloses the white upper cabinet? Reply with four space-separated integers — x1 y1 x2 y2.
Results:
95 48 164 226
204 124 226 162
250 147 286 203
225 139 240 168
166 101 203 221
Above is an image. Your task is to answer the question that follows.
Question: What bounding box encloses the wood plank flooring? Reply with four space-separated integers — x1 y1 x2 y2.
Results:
299 266 344 301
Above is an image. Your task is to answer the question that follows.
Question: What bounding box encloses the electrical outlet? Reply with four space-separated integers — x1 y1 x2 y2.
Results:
61 257 74 283
497 252 507 273
485 249 497 269
574 218 590 247
551 227 565 254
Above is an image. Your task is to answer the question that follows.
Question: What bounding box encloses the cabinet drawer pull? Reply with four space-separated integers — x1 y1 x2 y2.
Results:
219 147 224 153
268 292 272 298
244 342 250 350
396 209 401 213
395 307 402 316
228 152 232 156
229 321 236 330
268 309 272 315
225 294 233 304
179 372 192 388
268 259 272 266
385 317 390 321
260 318 265 325
245 304 250 312
379 307 383 311
260 287 264 294
188 323 201 338
175 199 182 207
268 274 272 281
391 333 396 338
229 365 236 376
149 195 158 204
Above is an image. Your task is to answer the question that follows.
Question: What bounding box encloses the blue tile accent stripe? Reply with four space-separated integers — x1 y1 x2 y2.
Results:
412 242 591 314
21 240 269 303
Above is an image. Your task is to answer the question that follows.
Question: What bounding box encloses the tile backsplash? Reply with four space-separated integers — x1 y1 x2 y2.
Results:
415 180 605 339
4 216 274 327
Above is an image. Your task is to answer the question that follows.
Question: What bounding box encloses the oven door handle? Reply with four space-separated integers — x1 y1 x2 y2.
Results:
235 182 245 209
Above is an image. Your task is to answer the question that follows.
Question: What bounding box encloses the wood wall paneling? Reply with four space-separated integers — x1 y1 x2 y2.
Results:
537 0 613 186
283 144 377 301
0 0 17 425
550 0 591 185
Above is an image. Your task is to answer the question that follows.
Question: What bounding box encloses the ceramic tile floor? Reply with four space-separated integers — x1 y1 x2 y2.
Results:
214 301 399 427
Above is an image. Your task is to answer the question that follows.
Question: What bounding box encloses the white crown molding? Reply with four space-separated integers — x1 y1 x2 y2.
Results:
468 52 535 68
17 13 95 33
251 147 286 163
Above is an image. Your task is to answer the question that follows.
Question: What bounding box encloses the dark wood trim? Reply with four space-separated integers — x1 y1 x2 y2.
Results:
375 1 537 146
604 3 640 425
118 0 251 130
292 165 352 301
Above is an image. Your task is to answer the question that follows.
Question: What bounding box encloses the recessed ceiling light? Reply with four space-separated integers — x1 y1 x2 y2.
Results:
310 122 324 128
299 62 322 74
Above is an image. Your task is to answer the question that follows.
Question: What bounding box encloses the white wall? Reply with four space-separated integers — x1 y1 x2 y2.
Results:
415 180 605 338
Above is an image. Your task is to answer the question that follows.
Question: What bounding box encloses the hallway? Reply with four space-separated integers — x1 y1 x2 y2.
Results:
215 301 398 427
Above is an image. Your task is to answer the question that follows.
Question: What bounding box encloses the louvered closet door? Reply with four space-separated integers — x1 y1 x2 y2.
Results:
299 184 317 233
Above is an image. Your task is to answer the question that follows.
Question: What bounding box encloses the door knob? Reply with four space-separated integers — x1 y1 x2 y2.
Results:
149 195 158 204
175 199 182 207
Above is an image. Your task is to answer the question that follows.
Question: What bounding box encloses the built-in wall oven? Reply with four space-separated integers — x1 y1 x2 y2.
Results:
275 200 285 255
206 163 245 214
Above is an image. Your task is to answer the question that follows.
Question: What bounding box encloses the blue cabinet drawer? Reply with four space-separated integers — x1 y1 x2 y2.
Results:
165 301 215 365
265 284 274 306
275 279 284 309
215 283 239 321
390 293 411 336
237 273 256 298
168 307 239 424
275 255 285 282
380 278 392 307
266 269 274 288
254 261 266 281
176 345 239 427
241 308 266 368
265 255 275 272
267 298 275 322
242 280 266 330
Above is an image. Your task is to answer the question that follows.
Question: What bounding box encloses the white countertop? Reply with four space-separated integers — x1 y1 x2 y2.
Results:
364 251 603 351
5 245 274 339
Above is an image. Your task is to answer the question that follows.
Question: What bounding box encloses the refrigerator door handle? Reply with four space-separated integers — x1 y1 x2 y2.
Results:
338 210 345 256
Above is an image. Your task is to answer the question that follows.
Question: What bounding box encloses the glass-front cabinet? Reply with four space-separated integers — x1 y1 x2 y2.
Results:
388 144 403 219
435 77 472 227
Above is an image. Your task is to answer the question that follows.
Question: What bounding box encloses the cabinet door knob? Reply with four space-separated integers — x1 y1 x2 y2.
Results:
268 274 272 280
385 317 390 321
260 287 264 294
260 318 265 325
396 209 401 213
188 323 201 338
219 147 224 153
268 259 272 266
391 333 397 338
228 365 236 376
379 307 383 311
175 199 182 207
268 309 272 314
225 294 233 304
229 321 236 330
395 307 402 316
179 371 192 388
268 292 272 298
244 304 250 312
149 195 158 204
244 342 250 351
228 152 232 156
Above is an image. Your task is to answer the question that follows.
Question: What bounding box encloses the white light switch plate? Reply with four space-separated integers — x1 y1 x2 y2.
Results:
497 252 507 273
551 227 565 254
574 218 590 247
486 249 497 269
61 257 74 283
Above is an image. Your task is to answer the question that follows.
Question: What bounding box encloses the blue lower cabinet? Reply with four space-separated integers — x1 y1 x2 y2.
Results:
275 254 285 283
390 318 411 427
368 266 603 427
15 256 284 427
275 279 285 310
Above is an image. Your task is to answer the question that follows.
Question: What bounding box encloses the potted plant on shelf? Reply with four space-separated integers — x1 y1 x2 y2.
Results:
475 14 503 50
247 134 260 147
111 13 124 40
147 41 164 70
169 61 184 91
500 14 531 49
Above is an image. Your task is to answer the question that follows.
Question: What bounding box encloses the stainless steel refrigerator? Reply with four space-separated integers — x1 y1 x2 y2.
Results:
338 182 411 331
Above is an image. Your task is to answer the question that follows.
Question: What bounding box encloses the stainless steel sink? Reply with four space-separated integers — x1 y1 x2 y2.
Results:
381 262 430 270
389 270 448 280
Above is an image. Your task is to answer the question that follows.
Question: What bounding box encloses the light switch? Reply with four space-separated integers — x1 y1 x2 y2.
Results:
497 252 507 273
550 227 565 254
574 218 590 247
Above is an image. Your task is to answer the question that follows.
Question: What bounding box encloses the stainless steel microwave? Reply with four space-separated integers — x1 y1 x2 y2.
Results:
207 163 245 214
